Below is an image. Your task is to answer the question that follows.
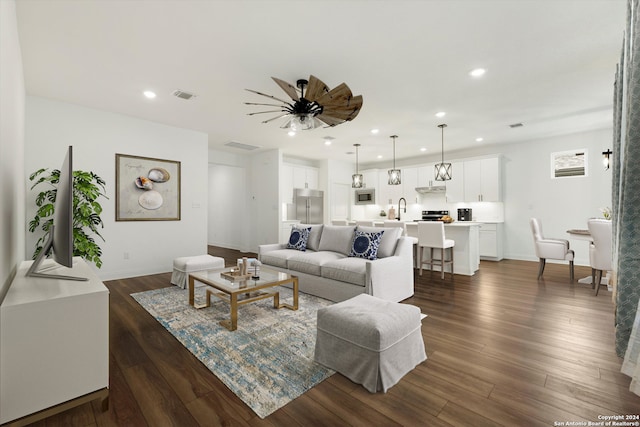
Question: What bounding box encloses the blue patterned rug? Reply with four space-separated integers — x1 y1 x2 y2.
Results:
131 285 335 418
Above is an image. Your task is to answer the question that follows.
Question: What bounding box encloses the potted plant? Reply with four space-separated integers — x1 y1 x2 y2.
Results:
28 168 107 268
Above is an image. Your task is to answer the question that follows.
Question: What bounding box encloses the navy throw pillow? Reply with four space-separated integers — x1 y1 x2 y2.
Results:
287 227 311 251
349 230 385 260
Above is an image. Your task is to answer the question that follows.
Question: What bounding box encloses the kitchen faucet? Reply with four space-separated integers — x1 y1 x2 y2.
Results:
397 197 407 221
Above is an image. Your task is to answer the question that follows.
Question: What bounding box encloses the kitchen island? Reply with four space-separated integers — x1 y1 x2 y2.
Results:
405 221 480 276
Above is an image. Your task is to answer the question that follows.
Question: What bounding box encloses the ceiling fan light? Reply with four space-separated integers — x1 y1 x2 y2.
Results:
434 162 452 181
290 114 317 131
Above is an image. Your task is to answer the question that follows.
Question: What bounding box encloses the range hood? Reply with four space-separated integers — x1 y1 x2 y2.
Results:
415 185 446 194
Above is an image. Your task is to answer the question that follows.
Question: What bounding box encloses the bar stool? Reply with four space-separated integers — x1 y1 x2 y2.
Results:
384 220 418 267
356 220 375 227
418 222 455 279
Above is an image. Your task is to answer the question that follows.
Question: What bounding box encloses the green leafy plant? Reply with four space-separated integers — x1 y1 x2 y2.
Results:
28 168 107 268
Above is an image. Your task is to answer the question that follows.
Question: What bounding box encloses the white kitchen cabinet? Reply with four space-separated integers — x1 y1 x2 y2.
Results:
402 166 419 202
292 165 318 189
445 161 465 203
417 164 446 191
282 164 319 204
377 168 403 207
361 169 378 192
479 222 504 260
463 157 501 202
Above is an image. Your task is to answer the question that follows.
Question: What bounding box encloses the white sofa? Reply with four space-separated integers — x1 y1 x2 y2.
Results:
258 224 414 303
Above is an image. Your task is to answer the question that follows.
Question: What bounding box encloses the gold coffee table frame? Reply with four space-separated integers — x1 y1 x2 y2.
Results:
188 266 298 331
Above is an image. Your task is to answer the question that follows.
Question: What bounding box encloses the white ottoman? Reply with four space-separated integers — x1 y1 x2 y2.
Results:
171 255 225 289
314 293 426 393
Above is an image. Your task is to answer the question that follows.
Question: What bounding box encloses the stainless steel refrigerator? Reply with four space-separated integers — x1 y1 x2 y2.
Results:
294 188 324 224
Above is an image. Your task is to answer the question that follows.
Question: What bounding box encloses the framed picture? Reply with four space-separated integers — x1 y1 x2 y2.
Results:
116 154 181 221
551 149 588 178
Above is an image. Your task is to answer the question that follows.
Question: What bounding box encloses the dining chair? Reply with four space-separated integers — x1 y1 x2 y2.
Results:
417 221 455 279
587 218 612 296
530 218 574 281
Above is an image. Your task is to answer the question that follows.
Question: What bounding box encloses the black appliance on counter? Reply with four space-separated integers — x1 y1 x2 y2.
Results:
420 210 449 221
458 208 472 221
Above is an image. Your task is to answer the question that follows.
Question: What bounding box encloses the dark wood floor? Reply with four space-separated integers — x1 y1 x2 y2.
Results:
24 246 640 426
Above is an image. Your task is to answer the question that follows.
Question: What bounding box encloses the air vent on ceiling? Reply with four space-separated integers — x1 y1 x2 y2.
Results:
172 90 197 100
509 122 524 128
224 141 261 151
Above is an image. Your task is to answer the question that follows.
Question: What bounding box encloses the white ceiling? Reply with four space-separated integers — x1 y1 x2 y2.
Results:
15 0 626 165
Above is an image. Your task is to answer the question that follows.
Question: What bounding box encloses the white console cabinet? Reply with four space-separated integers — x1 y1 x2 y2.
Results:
1 258 109 425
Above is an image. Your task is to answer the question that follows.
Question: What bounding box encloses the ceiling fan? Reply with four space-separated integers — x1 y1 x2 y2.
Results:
245 75 363 131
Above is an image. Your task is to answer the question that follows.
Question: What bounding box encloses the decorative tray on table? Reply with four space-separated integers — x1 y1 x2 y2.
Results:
220 270 252 281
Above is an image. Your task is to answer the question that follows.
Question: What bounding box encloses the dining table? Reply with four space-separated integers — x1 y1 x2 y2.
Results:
566 228 610 287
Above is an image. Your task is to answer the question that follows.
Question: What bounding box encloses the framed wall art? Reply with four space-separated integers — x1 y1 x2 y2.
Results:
551 149 588 179
116 154 181 221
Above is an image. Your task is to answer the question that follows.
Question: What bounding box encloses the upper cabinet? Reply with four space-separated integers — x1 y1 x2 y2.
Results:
292 165 318 190
281 163 319 204
445 161 465 203
462 157 501 202
376 166 419 206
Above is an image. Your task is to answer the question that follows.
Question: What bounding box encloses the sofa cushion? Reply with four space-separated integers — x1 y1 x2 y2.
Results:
321 257 367 287
287 251 345 276
287 226 311 251
260 248 303 269
318 225 356 256
349 230 385 260
356 226 402 258
297 224 324 251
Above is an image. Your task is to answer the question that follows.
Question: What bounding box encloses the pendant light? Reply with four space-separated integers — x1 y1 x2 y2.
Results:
352 144 364 188
434 124 452 181
388 135 401 185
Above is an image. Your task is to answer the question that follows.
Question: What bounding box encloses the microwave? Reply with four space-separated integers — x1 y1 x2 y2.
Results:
355 188 375 205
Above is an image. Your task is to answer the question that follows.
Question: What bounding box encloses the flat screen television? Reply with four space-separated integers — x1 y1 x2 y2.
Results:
26 146 87 281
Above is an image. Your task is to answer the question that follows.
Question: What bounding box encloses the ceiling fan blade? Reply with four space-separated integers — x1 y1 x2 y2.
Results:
245 88 290 104
315 83 353 106
316 114 345 127
304 75 329 102
322 95 363 120
244 102 287 108
272 77 300 101
247 110 286 116
263 113 290 124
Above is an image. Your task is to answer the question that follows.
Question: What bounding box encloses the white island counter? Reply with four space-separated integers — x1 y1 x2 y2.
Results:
405 221 481 276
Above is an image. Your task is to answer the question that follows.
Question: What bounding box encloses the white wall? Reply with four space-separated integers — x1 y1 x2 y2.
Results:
25 96 209 280
500 129 611 265
0 0 25 300
207 148 280 253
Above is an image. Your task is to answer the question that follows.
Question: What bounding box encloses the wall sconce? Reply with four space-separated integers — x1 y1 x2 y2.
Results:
602 149 612 170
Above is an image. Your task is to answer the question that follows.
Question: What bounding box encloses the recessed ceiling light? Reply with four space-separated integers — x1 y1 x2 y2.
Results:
420 147 427 152
476 137 484 142
143 90 156 99
469 68 486 77
435 111 446 118
377 155 383 159
371 129 380 134
288 131 296 136
323 136 335 145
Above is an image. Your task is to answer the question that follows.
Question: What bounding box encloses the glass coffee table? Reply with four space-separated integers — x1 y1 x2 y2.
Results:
188 266 298 331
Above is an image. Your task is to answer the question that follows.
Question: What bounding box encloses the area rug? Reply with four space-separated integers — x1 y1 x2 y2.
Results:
131 285 335 418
